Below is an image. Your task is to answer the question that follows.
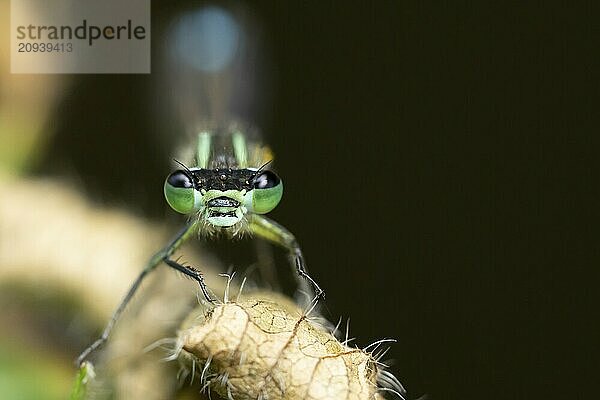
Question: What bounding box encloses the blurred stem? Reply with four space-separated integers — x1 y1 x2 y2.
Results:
70 362 94 400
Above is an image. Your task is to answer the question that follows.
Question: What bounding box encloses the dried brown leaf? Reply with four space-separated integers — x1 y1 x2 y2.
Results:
178 299 398 400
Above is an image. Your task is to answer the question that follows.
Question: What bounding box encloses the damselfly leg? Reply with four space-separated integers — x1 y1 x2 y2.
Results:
76 221 214 366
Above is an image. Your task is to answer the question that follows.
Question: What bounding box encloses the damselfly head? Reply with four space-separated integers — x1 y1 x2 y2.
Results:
164 168 283 228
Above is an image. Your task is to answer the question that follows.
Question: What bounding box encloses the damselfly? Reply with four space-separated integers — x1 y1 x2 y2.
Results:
77 6 323 367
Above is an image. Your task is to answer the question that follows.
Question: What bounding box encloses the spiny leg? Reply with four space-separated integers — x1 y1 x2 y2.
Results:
76 266 151 366
76 221 200 366
163 258 215 303
249 215 324 300
291 246 324 300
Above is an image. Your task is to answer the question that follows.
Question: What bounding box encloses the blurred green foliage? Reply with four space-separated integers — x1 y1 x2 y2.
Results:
0 339 72 400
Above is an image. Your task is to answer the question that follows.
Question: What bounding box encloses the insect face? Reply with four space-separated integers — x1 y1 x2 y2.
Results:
164 168 283 228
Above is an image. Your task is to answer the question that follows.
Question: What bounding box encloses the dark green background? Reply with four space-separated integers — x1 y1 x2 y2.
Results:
35 2 592 399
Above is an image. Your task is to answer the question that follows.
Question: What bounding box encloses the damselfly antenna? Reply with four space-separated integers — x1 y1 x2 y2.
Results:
173 158 193 174
251 159 273 180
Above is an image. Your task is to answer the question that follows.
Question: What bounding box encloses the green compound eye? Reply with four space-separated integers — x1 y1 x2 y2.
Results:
164 170 197 214
250 170 283 214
